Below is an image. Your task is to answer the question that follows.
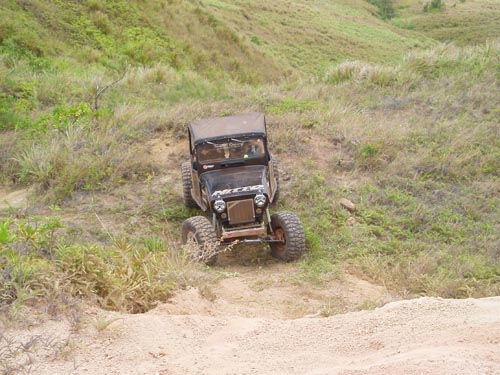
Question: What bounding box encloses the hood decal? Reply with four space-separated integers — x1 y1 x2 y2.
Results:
212 185 264 198
200 165 269 201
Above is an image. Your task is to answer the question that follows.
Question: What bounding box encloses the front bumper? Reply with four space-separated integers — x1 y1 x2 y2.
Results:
221 222 266 240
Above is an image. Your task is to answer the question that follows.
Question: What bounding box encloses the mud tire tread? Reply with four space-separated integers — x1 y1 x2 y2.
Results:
181 216 218 265
181 161 197 208
270 211 305 261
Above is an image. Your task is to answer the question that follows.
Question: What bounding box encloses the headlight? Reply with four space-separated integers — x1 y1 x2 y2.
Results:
254 194 267 208
214 199 226 213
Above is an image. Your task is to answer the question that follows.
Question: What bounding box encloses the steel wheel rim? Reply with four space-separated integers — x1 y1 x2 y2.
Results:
274 227 286 254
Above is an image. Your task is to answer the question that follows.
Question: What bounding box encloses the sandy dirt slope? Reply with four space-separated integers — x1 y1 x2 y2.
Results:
157 261 394 319
5 295 500 375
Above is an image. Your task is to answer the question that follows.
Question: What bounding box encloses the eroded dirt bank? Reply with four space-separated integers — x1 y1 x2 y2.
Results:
7 296 500 375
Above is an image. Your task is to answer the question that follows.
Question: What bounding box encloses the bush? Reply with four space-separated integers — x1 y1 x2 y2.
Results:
367 0 395 20
0 95 28 130
0 216 202 314
324 61 399 86
424 0 444 12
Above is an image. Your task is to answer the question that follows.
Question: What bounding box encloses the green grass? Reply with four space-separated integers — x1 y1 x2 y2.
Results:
0 0 283 83
203 0 429 74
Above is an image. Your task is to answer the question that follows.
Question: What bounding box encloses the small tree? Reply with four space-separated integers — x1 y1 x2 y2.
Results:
93 65 128 111
368 0 395 20
431 0 443 8
380 0 395 19
424 0 444 12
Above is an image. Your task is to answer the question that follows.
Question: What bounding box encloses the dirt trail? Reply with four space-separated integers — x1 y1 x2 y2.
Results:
0 186 33 210
4 262 500 375
157 261 393 319
9 294 500 375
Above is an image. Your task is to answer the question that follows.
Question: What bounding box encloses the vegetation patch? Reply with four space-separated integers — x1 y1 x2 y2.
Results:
0 215 204 317
366 0 395 20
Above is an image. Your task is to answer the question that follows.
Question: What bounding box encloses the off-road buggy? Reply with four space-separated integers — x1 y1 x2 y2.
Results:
180 112 305 265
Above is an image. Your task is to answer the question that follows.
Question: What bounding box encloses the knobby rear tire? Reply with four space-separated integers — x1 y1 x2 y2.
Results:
181 161 197 208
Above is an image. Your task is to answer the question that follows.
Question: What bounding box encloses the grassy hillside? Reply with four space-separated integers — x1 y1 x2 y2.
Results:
201 0 430 73
0 0 434 79
0 0 499 321
392 0 500 45
0 0 284 83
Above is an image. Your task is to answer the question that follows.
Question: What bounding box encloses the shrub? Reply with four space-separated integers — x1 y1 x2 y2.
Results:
250 36 261 45
0 216 203 314
0 95 28 130
324 61 399 86
367 0 395 20
424 0 444 12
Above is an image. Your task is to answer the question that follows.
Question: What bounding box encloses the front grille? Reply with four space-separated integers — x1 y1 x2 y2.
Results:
227 199 255 225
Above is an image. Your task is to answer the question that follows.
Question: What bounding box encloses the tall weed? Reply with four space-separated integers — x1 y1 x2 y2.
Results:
0 216 203 314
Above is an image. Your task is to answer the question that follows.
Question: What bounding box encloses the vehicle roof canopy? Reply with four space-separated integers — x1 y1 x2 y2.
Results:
189 112 266 145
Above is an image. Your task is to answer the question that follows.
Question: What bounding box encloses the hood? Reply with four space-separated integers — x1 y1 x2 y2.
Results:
200 165 268 200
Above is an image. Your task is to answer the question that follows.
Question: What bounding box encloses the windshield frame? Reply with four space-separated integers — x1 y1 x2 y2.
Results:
196 137 267 164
